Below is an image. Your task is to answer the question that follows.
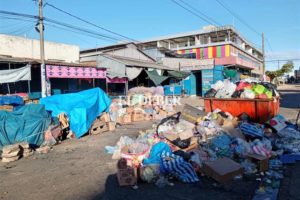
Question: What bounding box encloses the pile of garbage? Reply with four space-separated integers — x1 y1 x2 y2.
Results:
0 87 179 163
107 104 300 199
204 79 279 99
108 87 177 125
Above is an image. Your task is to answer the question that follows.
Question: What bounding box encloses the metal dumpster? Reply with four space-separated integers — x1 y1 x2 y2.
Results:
202 97 280 123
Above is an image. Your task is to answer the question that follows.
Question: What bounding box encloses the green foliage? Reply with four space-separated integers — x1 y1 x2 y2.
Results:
265 61 294 81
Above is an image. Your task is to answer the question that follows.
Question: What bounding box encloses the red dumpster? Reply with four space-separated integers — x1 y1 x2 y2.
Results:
202 97 280 123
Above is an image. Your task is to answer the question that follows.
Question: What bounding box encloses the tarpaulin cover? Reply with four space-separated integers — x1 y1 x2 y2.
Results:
0 104 51 149
0 65 31 84
40 88 111 138
145 70 168 86
0 95 24 106
167 70 190 80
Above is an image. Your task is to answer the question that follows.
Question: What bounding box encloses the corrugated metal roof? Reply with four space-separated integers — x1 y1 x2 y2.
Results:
102 54 173 70
101 54 173 70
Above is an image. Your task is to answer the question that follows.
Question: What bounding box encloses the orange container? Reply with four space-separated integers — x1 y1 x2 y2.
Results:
203 97 280 123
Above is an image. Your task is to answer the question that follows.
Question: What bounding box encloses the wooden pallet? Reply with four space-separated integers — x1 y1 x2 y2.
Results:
0 105 13 112
89 120 108 135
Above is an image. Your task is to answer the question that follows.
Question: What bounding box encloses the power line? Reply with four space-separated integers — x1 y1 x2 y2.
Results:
0 10 38 20
265 59 300 62
170 0 217 25
214 0 276 60
214 0 261 36
0 15 115 43
44 22 117 43
44 18 121 42
0 10 123 42
176 0 221 26
44 2 139 42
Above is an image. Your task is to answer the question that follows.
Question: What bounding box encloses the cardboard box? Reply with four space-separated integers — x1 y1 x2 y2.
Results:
126 107 134 114
131 112 144 122
203 157 243 183
117 167 137 186
107 122 116 131
180 104 205 124
144 114 152 121
118 114 132 124
100 113 110 122
247 154 269 172
158 110 168 119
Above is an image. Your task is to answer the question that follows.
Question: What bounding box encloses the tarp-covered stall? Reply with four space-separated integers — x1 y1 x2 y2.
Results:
40 88 111 138
0 65 31 84
0 104 51 149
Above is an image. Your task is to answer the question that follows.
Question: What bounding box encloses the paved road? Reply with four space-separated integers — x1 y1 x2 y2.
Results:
277 84 300 200
0 84 299 200
278 84 300 123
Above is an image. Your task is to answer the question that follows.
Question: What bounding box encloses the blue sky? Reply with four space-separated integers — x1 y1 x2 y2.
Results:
0 0 300 71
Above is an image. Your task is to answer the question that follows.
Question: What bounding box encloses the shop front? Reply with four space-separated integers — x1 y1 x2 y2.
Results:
45 63 107 94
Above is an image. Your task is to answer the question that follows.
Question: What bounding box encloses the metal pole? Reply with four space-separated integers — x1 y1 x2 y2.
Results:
39 0 47 97
105 79 108 94
262 32 265 75
7 63 11 94
28 80 31 93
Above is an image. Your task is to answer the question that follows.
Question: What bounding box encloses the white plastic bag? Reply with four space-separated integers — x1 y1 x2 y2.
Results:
241 89 255 99
212 80 224 91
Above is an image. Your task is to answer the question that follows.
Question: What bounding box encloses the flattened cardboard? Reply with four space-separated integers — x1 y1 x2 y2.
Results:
203 157 243 183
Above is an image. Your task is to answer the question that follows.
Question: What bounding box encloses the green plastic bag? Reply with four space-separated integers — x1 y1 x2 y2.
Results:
265 90 272 99
253 84 266 95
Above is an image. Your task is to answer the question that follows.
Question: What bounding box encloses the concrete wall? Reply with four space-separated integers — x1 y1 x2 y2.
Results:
0 34 79 63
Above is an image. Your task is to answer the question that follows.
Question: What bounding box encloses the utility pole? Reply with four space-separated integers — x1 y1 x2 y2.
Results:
39 0 47 97
262 32 265 75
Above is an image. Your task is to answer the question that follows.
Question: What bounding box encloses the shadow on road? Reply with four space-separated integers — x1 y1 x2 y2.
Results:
89 174 258 200
280 92 300 109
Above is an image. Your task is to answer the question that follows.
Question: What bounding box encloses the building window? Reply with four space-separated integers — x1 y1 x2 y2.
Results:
182 53 196 59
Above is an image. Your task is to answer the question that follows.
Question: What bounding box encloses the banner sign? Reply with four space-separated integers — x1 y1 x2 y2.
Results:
46 65 106 79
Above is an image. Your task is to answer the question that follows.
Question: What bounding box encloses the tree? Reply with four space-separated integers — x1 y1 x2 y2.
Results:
265 61 294 81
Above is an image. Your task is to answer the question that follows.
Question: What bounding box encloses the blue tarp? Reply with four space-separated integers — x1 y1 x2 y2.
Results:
0 95 24 106
40 88 111 138
0 104 51 149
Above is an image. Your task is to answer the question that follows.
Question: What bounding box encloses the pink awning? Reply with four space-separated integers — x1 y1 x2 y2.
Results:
46 65 106 79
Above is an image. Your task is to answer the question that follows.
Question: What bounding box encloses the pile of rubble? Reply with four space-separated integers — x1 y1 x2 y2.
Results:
106 104 300 199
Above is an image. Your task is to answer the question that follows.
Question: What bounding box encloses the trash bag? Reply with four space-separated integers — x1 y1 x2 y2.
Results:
156 113 180 138
236 82 252 91
240 89 255 99
238 112 252 122
212 80 224 91
204 88 217 98
252 84 268 95
231 90 243 98
173 150 191 161
171 137 191 149
215 79 237 98
140 164 160 183
261 82 278 97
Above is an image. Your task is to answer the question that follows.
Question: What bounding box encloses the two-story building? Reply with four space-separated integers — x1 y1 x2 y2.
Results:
136 25 264 95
